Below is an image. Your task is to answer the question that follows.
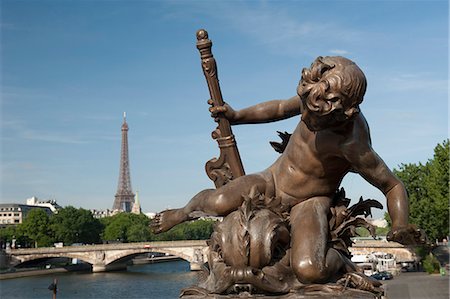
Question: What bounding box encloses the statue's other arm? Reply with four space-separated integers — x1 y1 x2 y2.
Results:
347 146 409 230
343 114 409 230
209 95 301 125
343 114 427 245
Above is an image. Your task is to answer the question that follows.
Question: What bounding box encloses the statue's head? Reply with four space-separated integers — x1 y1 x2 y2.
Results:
297 56 367 131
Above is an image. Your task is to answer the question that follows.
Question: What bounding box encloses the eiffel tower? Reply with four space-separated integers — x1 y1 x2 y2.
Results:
113 112 135 212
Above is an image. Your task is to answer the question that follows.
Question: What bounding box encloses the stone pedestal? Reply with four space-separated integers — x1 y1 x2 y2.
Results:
181 291 384 299
180 285 385 299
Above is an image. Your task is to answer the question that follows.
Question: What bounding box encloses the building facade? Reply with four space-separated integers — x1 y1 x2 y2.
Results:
26 196 61 213
90 209 120 219
0 204 52 227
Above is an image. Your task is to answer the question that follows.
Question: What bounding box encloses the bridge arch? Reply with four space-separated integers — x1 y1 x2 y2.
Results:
11 249 196 271
8 240 209 272
101 248 193 265
12 253 95 267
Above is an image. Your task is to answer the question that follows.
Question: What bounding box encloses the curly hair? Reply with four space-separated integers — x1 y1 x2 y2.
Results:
297 56 367 117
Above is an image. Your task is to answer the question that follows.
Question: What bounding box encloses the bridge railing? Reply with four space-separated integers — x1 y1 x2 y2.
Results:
9 240 208 255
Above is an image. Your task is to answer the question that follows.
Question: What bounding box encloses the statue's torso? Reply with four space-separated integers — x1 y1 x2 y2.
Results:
269 117 361 206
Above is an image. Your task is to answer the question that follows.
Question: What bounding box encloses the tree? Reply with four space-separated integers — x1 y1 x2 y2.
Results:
18 208 54 247
151 219 216 241
355 226 390 238
384 212 391 229
423 253 440 274
426 140 449 240
101 213 151 242
0 225 17 247
51 206 103 245
181 219 215 240
394 140 449 241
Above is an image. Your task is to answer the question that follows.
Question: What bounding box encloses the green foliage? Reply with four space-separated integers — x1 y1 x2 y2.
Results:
383 212 392 229
151 219 215 241
0 225 31 248
394 140 449 241
0 226 17 244
51 206 103 245
102 213 151 242
183 219 215 240
415 246 429 260
423 253 440 274
3 206 216 248
4 206 103 248
19 208 54 247
354 227 370 237
355 226 390 237
375 226 390 236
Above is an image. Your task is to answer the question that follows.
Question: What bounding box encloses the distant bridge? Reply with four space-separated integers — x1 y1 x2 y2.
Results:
8 240 208 272
350 239 419 263
7 239 423 273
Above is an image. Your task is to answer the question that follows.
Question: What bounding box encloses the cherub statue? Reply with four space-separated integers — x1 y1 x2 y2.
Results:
153 56 425 289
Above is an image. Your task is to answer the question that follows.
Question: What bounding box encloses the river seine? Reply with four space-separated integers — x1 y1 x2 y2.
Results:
1 260 200 299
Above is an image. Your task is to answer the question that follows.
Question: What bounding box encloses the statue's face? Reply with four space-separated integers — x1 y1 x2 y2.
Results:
301 95 359 131
301 104 333 131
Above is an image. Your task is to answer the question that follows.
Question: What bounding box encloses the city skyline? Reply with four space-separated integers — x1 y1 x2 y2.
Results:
1 1 448 218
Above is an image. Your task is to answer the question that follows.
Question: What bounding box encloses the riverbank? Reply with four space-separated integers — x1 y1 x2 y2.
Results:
0 264 91 280
0 255 183 280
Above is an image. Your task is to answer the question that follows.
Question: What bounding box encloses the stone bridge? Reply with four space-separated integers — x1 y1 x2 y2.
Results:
350 239 419 263
7 239 422 273
8 240 208 272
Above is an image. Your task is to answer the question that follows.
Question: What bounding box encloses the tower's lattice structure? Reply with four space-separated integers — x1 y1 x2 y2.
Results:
113 112 135 212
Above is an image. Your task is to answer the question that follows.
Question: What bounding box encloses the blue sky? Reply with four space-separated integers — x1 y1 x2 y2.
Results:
1 0 448 219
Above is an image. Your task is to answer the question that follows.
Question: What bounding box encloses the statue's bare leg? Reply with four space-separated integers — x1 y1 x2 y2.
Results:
152 171 274 233
289 197 346 283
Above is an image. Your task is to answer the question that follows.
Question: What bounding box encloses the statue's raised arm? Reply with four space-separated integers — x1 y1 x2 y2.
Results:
196 29 245 187
209 95 301 125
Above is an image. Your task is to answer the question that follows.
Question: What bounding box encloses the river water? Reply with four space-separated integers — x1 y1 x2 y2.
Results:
0 260 201 299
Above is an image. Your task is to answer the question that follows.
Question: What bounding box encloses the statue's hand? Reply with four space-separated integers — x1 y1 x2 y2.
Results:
387 224 428 245
208 99 236 123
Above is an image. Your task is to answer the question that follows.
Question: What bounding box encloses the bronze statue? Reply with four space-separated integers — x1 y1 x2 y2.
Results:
152 29 426 298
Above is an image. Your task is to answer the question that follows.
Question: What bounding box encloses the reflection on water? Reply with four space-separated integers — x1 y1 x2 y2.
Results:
0 260 200 299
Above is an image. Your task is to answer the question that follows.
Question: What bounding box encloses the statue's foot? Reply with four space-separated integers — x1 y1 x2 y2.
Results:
151 209 187 233
337 272 382 294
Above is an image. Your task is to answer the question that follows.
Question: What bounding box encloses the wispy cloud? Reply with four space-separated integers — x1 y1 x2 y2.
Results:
215 4 362 56
388 77 447 93
329 49 350 55
1 119 116 144
0 161 56 202
0 22 17 30
6 122 88 144
24 132 88 144
372 71 448 93
1 86 55 104
80 114 117 122
164 1 363 57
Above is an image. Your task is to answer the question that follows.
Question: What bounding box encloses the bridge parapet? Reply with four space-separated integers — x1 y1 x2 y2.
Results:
10 240 208 255
350 239 419 263
9 240 209 272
